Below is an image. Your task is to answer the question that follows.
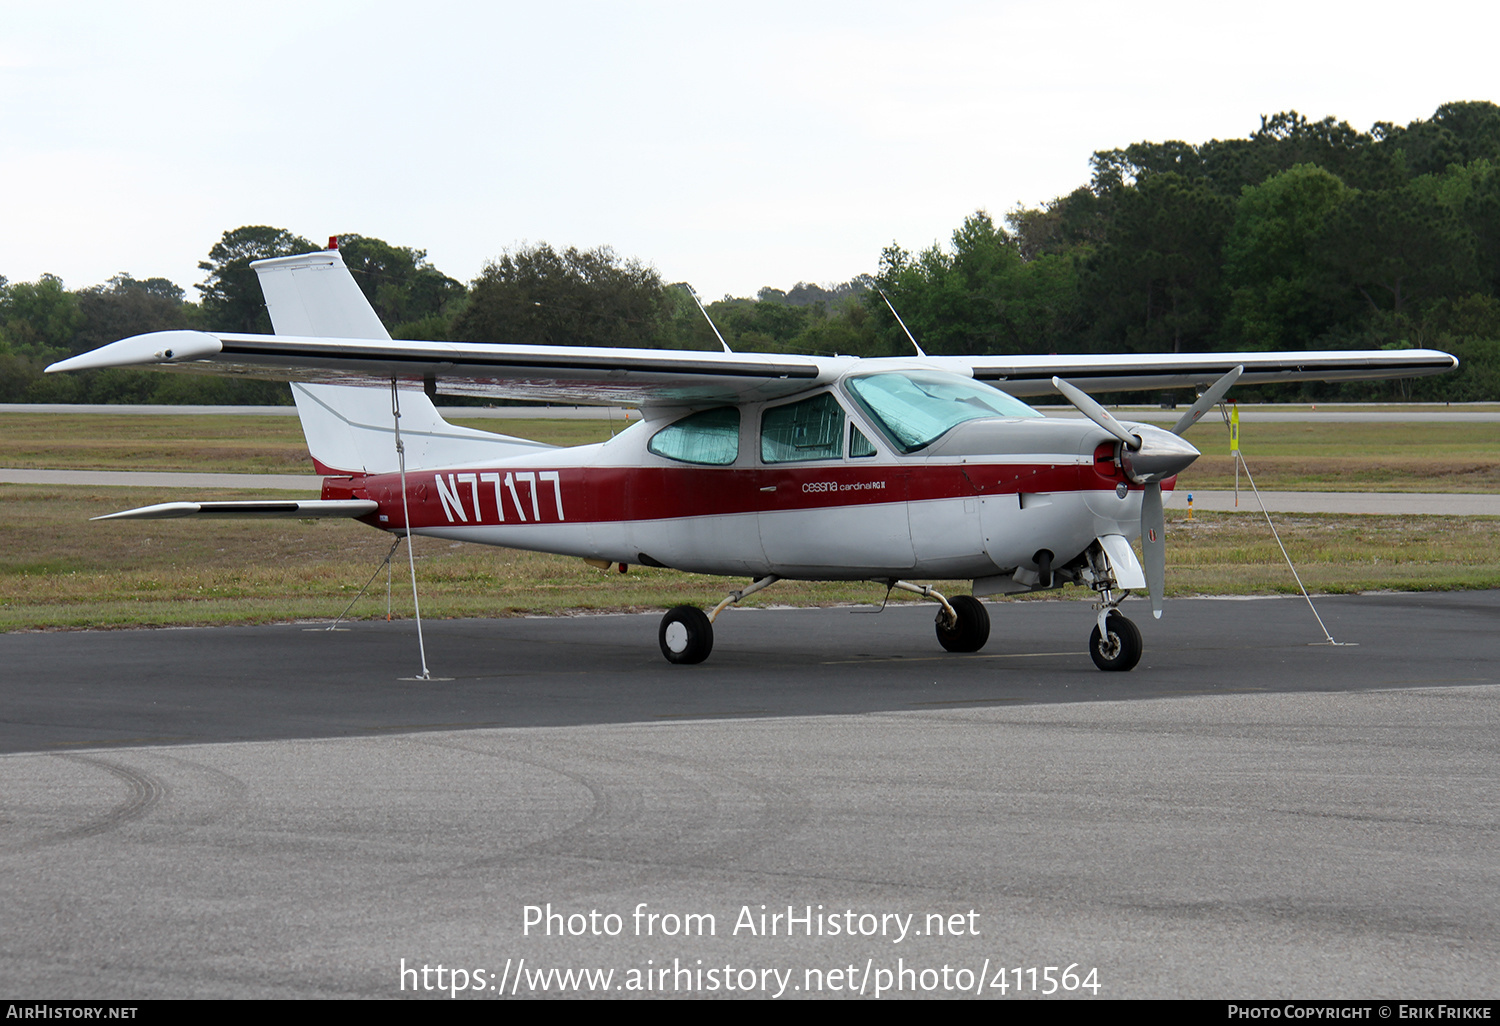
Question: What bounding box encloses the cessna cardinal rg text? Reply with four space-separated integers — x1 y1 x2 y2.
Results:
48 249 1457 670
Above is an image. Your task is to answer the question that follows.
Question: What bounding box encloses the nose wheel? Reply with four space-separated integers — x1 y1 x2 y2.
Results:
1089 611 1142 671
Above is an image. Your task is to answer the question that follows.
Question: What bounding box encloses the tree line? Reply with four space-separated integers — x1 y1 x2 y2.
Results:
870 101 1500 400
0 229 470 404
4 100 1498 404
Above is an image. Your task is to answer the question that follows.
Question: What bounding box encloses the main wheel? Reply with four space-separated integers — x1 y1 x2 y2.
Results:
659 605 714 664
1089 612 1142 671
936 595 991 653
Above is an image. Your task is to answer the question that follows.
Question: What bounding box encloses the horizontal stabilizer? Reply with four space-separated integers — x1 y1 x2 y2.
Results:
93 500 378 521
292 382 554 475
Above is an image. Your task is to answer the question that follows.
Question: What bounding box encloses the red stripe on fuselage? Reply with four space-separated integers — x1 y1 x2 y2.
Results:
327 461 1131 531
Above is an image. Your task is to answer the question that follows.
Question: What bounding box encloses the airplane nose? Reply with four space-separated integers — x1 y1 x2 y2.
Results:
1120 424 1200 484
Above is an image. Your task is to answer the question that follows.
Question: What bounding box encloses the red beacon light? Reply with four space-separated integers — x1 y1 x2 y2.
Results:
327 236 339 250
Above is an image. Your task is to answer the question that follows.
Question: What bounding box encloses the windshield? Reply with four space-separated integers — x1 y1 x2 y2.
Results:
845 371 1040 453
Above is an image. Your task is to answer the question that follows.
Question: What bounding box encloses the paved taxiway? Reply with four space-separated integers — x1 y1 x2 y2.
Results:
2 595 1496 998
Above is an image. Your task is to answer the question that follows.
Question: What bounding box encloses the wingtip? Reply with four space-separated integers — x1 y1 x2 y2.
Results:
46 330 222 373
92 502 200 521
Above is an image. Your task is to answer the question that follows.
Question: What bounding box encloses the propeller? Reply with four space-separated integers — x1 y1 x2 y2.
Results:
1053 366 1244 619
1050 376 1140 450
1140 477 1165 618
1171 365 1244 435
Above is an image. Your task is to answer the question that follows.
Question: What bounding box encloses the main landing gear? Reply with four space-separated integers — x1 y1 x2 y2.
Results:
657 577 997 665
882 580 990 653
659 605 714 664
659 575 780 665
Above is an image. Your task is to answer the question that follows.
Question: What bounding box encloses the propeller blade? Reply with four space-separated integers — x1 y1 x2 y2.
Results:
1171 365 1244 436
1051 376 1140 450
1142 481 1165 620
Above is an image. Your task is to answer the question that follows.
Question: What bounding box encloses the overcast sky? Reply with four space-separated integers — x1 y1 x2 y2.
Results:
2 1 1495 302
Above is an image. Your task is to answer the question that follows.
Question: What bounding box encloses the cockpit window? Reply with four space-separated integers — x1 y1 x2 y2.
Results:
761 392 844 463
845 371 1040 453
648 407 740 465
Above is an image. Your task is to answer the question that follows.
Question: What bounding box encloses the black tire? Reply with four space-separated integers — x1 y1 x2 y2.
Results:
659 605 714 665
1089 612 1142 671
936 595 991 653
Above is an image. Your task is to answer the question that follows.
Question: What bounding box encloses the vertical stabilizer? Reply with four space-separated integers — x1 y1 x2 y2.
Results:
251 250 392 339
255 248 552 474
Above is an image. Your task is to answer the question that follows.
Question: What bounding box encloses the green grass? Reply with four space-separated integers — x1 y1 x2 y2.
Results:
3 409 1496 491
2 408 1496 630
2 485 1497 630
0 412 620 473
1178 420 1500 492
1166 512 1500 594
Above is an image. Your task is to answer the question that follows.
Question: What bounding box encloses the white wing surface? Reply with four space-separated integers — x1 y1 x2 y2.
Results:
958 351 1459 396
46 249 1456 405
46 327 838 405
46 326 1457 406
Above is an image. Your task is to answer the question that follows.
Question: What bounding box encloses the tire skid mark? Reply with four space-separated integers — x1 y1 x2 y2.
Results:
401 736 636 881
606 743 812 865
12 754 165 852
149 751 251 827
408 733 809 882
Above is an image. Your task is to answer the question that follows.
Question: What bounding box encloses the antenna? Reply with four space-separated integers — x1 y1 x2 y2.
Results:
878 289 926 357
685 284 733 354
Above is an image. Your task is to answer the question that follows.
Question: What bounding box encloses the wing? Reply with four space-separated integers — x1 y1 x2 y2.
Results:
45 327 835 406
45 248 1455 405
954 351 1459 396
45 327 1456 405
46 249 833 406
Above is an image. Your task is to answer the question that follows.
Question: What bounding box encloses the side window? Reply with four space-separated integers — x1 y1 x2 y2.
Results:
761 392 844 463
648 407 740 465
849 424 877 458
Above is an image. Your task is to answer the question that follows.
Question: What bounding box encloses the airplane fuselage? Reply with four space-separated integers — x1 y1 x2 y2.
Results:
322 398 1158 585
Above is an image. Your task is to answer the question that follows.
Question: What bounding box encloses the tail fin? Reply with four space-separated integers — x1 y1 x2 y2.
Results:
252 249 392 339
255 249 551 475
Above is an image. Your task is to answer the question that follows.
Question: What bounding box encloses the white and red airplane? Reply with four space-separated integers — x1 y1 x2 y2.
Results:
48 248 1456 670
